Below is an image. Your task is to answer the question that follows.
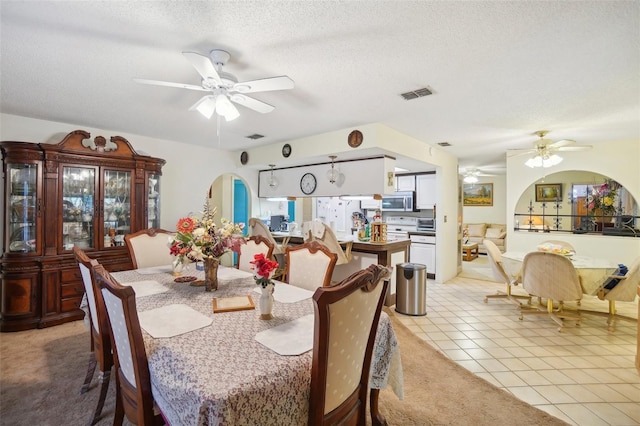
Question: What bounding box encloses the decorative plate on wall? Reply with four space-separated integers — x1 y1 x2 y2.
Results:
348 130 363 148
240 151 249 165
282 143 292 158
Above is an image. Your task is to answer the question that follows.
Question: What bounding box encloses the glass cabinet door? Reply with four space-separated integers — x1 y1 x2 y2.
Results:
147 173 160 229
103 169 131 247
7 163 39 253
62 166 96 251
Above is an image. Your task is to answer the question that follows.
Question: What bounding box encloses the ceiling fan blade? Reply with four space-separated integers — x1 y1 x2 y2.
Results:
133 78 206 92
556 145 593 152
549 139 576 148
233 76 294 93
506 148 536 158
189 95 217 119
230 94 275 113
182 51 221 84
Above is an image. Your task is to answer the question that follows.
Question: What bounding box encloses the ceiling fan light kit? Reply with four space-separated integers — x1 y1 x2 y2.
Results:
135 48 294 122
508 130 591 169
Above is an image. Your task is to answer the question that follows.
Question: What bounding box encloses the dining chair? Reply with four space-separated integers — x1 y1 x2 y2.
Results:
582 256 639 330
519 251 583 331
92 264 165 426
237 235 275 273
248 218 288 255
124 228 176 269
308 264 390 426
483 239 531 306
74 246 113 425
285 241 338 291
308 222 353 265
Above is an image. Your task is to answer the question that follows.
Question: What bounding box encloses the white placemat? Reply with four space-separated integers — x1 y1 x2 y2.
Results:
121 280 169 298
138 304 212 338
254 314 314 356
252 283 314 303
136 265 173 275
218 267 254 281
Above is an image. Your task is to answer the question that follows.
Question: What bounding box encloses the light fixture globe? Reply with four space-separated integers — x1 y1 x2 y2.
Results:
327 155 339 184
267 164 279 190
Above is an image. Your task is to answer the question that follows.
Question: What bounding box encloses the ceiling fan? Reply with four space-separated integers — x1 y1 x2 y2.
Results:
460 168 498 183
507 130 592 168
134 49 294 121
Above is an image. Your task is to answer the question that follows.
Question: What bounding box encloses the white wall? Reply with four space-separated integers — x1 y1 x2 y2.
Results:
506 139 640 265
0 113 261 236
462 175 507 224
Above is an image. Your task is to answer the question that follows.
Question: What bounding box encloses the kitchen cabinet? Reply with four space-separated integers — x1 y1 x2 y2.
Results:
395 175 415 191
416 174 436 209
360 198 382 210
1 130 165 331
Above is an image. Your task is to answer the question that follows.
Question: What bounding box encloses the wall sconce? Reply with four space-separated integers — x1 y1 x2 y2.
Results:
268 164 279 190
327 155 339 184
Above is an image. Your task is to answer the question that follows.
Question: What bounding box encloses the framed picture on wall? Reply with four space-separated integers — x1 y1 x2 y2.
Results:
535 183 562 202
463 183 493 206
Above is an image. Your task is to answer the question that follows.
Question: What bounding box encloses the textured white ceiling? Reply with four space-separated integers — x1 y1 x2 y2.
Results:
1 1 638 174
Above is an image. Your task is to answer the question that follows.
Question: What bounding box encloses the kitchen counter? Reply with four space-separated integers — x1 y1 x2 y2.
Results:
272 233 409 306
408 230 436 236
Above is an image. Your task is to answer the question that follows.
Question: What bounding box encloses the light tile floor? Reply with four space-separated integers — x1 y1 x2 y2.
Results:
394 265 640 426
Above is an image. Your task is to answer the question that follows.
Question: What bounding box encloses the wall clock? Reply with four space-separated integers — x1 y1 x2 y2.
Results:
300 173 317 195
240 151 249 165
282 143 292 158
348 130 363 148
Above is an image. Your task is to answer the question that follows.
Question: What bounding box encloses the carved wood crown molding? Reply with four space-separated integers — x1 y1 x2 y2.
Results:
83 135 118 152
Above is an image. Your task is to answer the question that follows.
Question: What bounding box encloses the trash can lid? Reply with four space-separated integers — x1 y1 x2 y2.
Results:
397 262 426 271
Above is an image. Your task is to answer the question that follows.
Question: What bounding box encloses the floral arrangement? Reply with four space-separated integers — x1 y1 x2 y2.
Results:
250 253 279 288
586 179 620 216
169 202 245 263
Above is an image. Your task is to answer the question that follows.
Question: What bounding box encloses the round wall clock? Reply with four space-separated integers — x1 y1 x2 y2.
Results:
282 143 292 158
348 130 363 148
240 151 249 165
300 173 317 195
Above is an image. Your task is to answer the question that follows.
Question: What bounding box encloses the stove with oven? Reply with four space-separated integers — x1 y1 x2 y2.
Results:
385 216 417 242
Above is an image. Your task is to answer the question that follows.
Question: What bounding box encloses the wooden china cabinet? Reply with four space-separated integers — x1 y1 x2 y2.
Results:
1 130 165 332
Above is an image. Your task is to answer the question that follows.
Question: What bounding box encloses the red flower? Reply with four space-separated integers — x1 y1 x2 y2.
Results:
250 253 279 282
176 217 195 233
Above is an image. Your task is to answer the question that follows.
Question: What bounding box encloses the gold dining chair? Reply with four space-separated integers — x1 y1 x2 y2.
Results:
308 264 390 426
125 228 176 269
237 235 275 273
93 263 166 426
285 241 338 291
248 218 289 255
519 251 583 331
74 246 113 425
582 256 639 330
483 240 531 306
308 222 353 265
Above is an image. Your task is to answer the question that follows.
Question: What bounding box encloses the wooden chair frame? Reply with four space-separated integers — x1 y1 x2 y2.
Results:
237 235 275 272
285 241 338 288
74 246 113 425
124 228 175 269
93 264 164 426
308 264 390 426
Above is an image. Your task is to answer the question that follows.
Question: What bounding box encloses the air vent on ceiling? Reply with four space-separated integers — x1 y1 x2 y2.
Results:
246 133 264 140
400 87 433 100
437 142 451 147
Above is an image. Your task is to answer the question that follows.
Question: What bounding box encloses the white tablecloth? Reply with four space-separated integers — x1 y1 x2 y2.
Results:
110 266 403 426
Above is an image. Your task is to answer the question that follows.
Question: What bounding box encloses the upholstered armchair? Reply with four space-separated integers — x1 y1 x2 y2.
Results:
237 235 275 273
286 241 337 291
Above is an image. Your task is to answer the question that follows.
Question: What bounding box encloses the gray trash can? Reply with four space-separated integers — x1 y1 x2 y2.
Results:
395 263 427 316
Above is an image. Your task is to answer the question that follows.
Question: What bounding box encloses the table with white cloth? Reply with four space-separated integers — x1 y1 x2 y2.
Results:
110 265 403 426
501 251 619 296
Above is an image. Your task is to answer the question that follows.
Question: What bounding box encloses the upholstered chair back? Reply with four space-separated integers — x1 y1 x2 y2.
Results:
77 249 100 335
238 235 275 273
125 228 175 269
94 264 161 425
308 264 390 425
309 223 352 265
286 241 337 291
248 218 284 255
604 257 640 302
484 239 509 284
522 252 583 303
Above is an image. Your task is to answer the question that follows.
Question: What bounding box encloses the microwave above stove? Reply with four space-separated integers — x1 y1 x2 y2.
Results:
381 191 416 212
417 217 435 231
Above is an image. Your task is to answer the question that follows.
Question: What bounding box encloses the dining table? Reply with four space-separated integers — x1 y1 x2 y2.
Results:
501 251 620 295
110 264 404 426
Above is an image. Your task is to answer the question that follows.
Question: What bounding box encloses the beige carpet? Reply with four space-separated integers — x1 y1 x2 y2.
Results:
1 314 568 426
